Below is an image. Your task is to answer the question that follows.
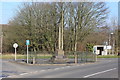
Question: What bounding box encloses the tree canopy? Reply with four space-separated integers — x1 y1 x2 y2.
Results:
3 2 109 54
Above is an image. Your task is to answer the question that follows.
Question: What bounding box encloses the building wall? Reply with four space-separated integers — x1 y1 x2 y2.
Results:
93 45 109 55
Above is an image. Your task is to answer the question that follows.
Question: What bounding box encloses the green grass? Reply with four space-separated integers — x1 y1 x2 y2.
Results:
1 54 120 59
35 55 52 59
97 55 120 58
67 55 75 58
1 54 26 59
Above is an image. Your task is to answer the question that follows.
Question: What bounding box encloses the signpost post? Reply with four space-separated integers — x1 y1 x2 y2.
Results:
13 43 18 61
26 40 30 64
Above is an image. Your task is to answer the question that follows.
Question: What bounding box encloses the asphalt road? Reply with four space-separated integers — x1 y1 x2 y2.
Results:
1 59 67 78
1 58 119 78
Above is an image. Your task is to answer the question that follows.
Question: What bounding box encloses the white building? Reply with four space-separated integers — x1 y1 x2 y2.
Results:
93 45 112 55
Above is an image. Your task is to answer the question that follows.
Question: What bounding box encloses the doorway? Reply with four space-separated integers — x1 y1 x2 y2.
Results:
97 47 104 55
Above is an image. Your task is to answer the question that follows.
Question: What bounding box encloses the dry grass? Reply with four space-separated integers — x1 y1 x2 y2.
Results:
1 53 52 59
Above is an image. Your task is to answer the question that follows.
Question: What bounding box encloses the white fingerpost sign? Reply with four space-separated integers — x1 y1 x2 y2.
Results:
13 43 18 61
26 40 30 64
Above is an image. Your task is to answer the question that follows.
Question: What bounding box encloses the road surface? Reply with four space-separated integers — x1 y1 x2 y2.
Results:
1 58 119 78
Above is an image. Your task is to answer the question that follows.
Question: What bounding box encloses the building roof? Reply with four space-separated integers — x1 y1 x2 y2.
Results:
94 45 105 47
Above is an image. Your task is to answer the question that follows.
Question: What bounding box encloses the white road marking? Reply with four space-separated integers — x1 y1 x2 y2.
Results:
40 70 45 72
61 67 65 69
6 66 74 78
53 66 72 70
31 72 37 73
7 75 17 78
83 68 117 78
81 64 85 65
30 72 33 74
7 76 12 77
66 66 70 68
35 71 38 73
20 73 28 75
54 68 60 70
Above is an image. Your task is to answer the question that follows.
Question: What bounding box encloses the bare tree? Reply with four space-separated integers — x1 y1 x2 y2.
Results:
4 2 108 57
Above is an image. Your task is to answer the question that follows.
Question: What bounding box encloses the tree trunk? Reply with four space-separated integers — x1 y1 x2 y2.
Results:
74 20 78 64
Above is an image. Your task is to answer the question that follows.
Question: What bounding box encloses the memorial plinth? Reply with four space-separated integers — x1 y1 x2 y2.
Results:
53 49 69 63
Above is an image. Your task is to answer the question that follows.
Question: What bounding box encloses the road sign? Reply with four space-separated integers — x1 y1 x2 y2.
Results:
13 43 18 61
26 40 30 45
13 43 18 48
26 40 30 63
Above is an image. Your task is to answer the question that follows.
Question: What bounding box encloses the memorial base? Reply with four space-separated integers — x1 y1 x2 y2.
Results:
53 49 69 63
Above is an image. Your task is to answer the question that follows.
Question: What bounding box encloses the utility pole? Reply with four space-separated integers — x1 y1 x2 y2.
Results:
108 33 110 55
0 30 3 55
110 33 114 55
111 33 114 55
106 42 108 55
112 39 115 55
109 33 114 55
0 34 2 55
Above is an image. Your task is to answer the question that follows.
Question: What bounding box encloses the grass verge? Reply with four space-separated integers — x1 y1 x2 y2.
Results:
97 55 120 58
1 54 120 59
1 54 52 59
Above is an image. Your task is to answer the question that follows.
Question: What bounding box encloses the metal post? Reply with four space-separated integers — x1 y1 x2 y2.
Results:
15 48 16 61
0 34 3 54
33 57 35 64
112 43 114 55
27 45 28 63
105 42 108 55
95 54 97 62
106 45 107 55
111 33 114 55
61 6 63 50
112 37 115 55
109 34 110 55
